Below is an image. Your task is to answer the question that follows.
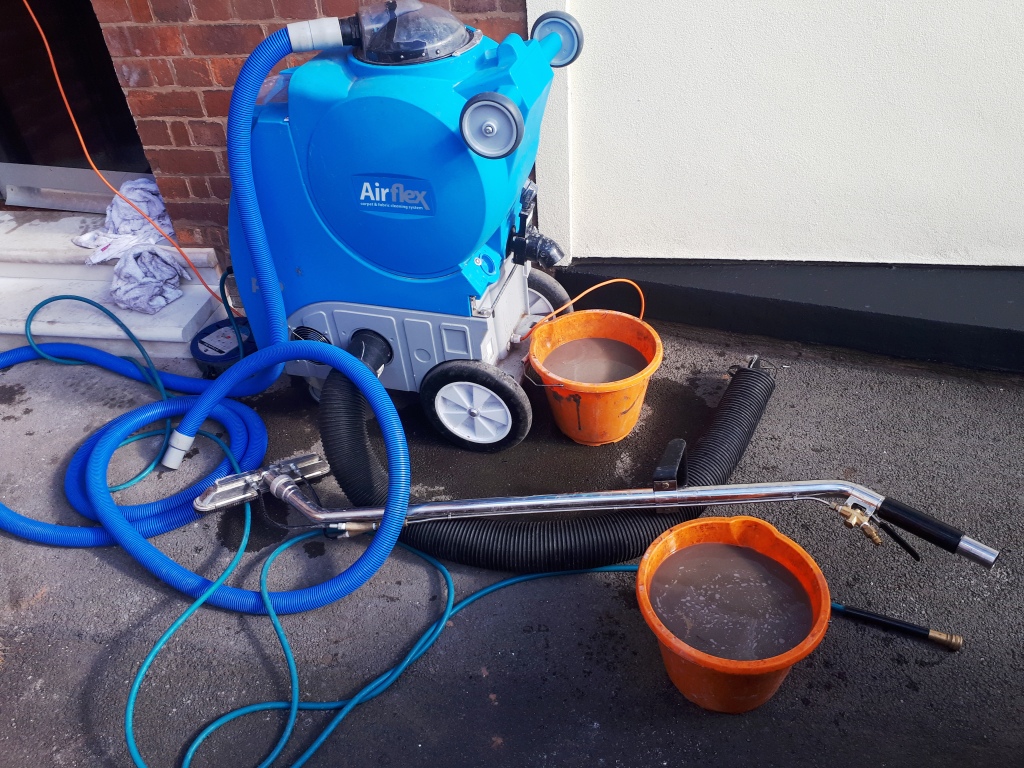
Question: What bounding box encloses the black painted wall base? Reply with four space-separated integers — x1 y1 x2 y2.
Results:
556 260 1024 373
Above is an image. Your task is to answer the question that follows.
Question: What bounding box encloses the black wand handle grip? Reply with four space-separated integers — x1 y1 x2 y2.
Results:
876 497 963 554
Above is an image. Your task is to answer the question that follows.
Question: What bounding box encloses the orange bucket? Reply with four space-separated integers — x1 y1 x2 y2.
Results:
636 517 831 713
528 310 663 445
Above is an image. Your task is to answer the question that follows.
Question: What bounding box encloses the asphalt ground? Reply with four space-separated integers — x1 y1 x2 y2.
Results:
1 321 1021 767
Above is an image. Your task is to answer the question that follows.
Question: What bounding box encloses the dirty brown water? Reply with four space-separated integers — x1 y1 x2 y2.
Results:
542 338 649 384
650 543 813 661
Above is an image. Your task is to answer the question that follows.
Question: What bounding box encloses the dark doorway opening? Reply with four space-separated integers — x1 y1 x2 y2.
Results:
1 0 149 210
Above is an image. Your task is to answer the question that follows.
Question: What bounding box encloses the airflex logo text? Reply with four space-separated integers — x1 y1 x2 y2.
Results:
353 175 435 216
360 181 430 210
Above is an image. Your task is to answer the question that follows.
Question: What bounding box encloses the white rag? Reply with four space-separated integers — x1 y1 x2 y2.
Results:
103 177 176 239
109 246 191 315
74 178 177 260
73 178 191 314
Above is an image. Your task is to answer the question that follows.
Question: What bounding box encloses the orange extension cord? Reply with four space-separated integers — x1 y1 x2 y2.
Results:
20 0 230 310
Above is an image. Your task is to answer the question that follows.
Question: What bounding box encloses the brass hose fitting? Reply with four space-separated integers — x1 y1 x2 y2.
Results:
928 629 965 651
836 504 882 545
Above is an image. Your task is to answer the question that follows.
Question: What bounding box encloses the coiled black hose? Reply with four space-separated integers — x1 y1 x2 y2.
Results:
319 364 775 572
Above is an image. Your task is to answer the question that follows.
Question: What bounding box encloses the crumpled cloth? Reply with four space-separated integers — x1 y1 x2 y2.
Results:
73 178 190 314
75 230 158 265
73 178 177 261
109 246 190 315
103 178 175 239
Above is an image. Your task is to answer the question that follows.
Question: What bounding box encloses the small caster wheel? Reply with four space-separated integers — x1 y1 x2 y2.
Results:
461 92 525 159
531 10 584 67
527 269 573 317
420 360 532 452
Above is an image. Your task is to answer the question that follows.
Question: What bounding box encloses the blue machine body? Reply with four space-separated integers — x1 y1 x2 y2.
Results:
230 29 562 351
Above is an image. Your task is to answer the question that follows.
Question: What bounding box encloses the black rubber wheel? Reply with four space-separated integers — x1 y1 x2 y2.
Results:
420 360 532 453
527 269 573 317
530 10 584 68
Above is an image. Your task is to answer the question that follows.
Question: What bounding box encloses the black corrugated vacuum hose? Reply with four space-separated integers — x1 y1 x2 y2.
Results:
319 362 775 572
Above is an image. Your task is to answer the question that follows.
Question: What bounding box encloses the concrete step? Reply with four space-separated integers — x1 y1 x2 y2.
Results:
0 209 218 268
0 208 222 359
0 274 220 358
0 260 220 285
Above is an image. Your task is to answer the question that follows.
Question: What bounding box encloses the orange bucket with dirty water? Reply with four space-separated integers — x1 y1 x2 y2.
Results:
636 517 831 713
527 280 662 446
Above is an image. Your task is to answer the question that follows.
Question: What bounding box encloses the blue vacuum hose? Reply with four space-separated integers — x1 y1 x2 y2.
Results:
0 30 412 614
0 342 268 549
227 27 293 348
0 340 409 615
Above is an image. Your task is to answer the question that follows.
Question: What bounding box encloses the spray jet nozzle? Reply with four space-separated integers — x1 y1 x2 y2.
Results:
831 602 965 652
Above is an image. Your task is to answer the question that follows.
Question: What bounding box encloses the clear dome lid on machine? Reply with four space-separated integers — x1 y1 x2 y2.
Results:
356 1 476 64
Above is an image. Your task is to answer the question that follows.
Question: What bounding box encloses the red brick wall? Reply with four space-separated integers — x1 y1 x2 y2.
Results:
89 0 528 257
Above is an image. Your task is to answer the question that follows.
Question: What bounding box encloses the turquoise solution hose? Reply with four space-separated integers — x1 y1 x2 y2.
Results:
170 538 639 768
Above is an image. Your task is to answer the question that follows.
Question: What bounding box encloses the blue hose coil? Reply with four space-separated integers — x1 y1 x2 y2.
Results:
89 342 410 614
0 343 264 548
0 339 410 615
0 395 262 548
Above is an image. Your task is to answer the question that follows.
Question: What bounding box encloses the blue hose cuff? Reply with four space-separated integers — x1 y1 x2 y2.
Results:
161 430 196 470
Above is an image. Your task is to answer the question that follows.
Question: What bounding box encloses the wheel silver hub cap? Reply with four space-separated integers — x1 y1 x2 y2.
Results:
434 381 513 444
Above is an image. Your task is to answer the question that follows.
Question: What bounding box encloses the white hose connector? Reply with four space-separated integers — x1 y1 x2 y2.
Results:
161 430 196 470
287 18 345 52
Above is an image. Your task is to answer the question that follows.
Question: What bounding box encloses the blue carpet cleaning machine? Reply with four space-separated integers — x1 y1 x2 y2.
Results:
230 0 583 452
197 0 999 576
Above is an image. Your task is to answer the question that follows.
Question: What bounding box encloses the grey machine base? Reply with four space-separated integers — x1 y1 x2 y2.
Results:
286 262 534 393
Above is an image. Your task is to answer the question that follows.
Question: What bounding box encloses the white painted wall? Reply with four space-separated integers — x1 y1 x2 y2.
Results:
528 1 1024 266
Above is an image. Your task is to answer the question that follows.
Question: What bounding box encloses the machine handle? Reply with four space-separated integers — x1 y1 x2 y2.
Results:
876 497 999 568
